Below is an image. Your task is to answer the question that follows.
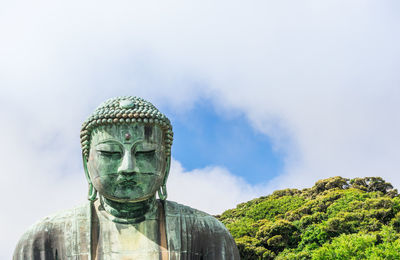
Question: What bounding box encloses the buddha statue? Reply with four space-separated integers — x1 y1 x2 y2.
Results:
13 96 240 260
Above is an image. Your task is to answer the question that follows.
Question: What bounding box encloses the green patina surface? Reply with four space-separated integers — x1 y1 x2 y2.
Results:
14 96 240 260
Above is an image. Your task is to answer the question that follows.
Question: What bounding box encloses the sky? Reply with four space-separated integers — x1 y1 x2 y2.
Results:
1 0 400 258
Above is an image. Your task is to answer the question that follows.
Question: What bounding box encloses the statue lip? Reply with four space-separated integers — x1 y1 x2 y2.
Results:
114 172 156 185
117 178 137 184
116 175 139 185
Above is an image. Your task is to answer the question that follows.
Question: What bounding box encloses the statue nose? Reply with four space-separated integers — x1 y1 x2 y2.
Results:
118 152 137 174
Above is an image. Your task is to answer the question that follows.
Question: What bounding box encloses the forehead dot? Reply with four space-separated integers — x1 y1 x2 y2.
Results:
125 133 131 140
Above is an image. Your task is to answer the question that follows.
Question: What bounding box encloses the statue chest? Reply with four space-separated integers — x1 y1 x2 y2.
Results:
93 205 164 259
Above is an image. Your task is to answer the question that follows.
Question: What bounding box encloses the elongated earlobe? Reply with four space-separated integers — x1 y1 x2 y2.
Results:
158 156 170 201
88 183 98 201
83 154 97 201
158 184 167 201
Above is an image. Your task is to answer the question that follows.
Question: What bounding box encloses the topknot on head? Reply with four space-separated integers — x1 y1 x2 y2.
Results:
80 96 173 160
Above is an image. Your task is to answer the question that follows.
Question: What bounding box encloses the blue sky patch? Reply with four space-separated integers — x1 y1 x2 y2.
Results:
164 100 284 185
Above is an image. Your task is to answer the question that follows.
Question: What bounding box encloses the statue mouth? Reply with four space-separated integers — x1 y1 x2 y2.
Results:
113 172 156 185
140 172 156 175
116 175 139 185
117 178 138 185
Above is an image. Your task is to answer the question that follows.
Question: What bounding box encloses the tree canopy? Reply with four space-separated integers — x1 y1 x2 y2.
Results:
218 176 400 259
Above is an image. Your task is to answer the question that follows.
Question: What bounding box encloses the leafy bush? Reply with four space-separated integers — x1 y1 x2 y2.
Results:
219 176 400 258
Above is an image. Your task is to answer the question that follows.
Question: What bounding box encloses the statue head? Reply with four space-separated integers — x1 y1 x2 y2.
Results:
80 96 173 203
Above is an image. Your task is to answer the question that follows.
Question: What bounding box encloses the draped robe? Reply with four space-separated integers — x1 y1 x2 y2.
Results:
13 200 240 260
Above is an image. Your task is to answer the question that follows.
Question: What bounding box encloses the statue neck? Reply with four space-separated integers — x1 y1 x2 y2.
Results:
99 195 157 222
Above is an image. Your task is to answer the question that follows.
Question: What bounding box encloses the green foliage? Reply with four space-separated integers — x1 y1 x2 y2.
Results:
312 233 376 259
312 227 400 259
219 176 400 258
235 236 274 260
246 196 306 221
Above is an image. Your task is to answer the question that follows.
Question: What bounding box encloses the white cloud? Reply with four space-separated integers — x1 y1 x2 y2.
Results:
0 112 86 259
168 159 269 215
1 0 400 258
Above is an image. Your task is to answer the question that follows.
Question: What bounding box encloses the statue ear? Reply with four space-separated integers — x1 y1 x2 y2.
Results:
163 156 171 186
83 154 92 184
158 156 170 201
83 154 97 201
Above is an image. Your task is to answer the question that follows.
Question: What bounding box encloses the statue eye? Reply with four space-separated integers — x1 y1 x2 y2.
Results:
135 150 155 157
98 150 122 158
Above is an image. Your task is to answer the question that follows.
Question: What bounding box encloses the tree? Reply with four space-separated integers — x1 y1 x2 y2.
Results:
219 176 400 259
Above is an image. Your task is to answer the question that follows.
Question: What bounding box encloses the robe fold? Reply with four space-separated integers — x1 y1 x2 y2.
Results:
13 200 240 260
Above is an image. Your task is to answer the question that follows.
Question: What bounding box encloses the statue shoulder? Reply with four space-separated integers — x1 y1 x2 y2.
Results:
164 200 209 216
163 200 240 259
164 200 230 233
13 203 89 259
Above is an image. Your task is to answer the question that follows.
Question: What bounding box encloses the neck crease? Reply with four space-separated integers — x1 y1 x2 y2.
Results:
100 196 157 222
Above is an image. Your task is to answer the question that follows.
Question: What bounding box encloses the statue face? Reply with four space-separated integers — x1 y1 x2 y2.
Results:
87 124 167 202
